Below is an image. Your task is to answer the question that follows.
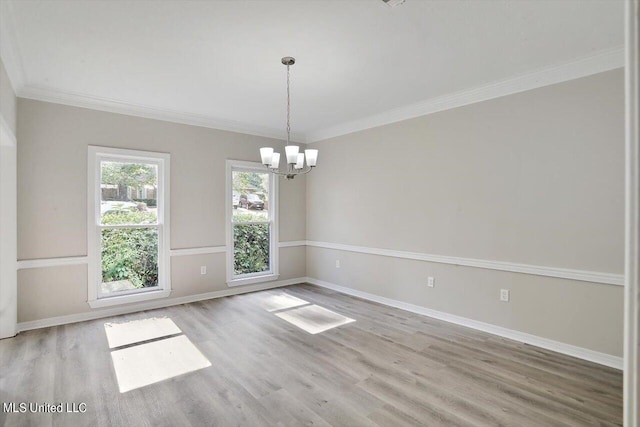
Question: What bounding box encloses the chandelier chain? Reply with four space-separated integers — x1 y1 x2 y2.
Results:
286 63 291 145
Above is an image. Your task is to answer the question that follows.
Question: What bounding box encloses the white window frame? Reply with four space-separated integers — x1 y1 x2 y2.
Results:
226 159 279 287
87 146 171 308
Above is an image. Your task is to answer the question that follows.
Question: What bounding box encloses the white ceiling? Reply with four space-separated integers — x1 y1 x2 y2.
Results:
0 0 624 142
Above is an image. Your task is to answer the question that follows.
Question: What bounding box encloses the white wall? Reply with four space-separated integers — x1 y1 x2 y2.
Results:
0 57 17 338
306 69 625 358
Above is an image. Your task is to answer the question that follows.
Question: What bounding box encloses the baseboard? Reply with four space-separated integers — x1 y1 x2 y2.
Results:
16 275 623 370
16 277 305 333
305 277 623 370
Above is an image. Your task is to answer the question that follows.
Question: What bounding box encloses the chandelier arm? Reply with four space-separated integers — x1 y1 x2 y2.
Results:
264 165 313 177
267 170 292 177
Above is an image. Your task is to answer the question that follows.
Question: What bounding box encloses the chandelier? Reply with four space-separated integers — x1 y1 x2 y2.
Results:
260 57 318 180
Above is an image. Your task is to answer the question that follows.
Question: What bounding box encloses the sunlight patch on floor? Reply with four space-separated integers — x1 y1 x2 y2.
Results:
104 317 182 349
275 304 355 334
110 335 211 393
260 293 310 312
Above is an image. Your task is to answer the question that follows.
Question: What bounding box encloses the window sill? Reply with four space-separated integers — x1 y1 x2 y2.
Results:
88 289 171 308
227 274 279 287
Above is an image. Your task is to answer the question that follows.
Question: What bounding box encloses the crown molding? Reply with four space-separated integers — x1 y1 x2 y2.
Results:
20 42 623 145
0 0 299 142
0 0 623 145
18 85 306 142
0 0 26 92
305 47 625 143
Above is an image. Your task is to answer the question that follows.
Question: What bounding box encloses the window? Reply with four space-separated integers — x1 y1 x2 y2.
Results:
88 146 170 308
226 160 278 286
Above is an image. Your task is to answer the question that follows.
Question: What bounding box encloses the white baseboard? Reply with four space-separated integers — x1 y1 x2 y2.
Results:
305 277 623 370
16 277 305 333
14 274 624 370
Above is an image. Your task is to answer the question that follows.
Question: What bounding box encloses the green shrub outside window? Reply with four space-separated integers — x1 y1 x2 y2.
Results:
101 211 158 289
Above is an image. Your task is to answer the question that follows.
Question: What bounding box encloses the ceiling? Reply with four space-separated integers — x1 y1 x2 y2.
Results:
0 0 624 142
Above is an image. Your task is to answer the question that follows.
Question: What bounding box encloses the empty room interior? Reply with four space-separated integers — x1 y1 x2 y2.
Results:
1 0 639 426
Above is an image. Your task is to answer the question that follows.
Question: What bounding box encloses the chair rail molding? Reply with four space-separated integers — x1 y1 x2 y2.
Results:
17 240 307 270
169 246 226 257
17 256 89 270
305 240 624 286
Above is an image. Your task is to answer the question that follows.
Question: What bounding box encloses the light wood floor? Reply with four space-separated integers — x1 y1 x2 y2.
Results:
0 284 622 426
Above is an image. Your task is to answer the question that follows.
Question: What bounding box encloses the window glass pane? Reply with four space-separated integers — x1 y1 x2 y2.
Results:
232 170 269 223
101 161 158 225
233 223 270 275
101 228 158 294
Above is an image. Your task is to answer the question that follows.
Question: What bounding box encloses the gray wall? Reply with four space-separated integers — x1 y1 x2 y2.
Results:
15 69 625 358
306 69 625 357
17 99 306 322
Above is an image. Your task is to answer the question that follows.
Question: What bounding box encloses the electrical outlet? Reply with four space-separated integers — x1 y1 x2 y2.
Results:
200 266 207 275
500 289 510 302
335 260 341 268
427 276 435 288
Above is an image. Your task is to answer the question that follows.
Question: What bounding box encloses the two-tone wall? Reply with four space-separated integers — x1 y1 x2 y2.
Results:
12 68 625 367
305 69 625 363
16 99 306 326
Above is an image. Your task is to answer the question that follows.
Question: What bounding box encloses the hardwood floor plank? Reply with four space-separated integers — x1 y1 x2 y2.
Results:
0 284 622 426
257 388 332 427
